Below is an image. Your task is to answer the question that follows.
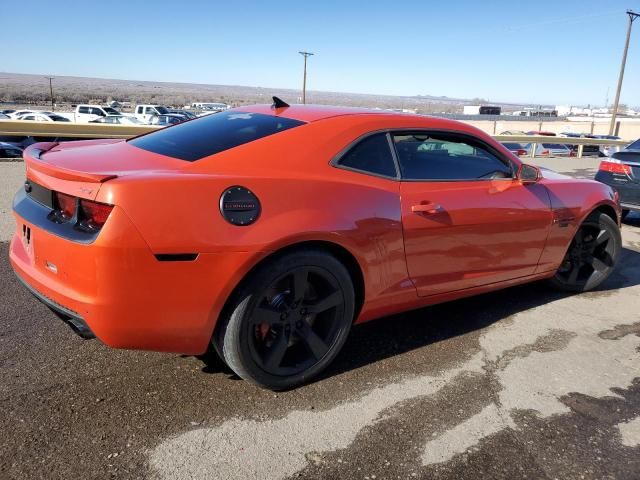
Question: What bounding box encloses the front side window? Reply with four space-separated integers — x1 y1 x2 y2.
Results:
129 110 305 161
393 133 513 181
337 133 397 178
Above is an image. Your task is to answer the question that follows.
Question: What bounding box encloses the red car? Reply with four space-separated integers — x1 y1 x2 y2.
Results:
10 99 622 389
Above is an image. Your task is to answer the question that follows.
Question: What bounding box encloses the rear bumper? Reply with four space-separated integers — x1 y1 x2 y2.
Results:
14 269 95 339
9 200 261 355
594 171 640 210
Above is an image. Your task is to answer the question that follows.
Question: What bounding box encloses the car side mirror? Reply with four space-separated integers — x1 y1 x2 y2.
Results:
518 164 540 184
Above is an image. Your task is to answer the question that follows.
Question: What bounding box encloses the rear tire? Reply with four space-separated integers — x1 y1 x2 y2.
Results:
217 249 355 390
548 211 621 292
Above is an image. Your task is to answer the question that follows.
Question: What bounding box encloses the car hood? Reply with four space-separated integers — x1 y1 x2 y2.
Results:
538 167 575 180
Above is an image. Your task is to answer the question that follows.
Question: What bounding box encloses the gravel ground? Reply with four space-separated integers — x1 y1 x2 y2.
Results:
1 156 639 480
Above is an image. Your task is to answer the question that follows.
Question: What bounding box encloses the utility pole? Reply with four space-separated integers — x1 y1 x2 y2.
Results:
45 76 55 111
609 10 639 135
298 51 314 104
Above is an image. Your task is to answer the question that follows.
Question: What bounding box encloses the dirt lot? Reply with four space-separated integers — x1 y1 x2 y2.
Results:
1 157 639 480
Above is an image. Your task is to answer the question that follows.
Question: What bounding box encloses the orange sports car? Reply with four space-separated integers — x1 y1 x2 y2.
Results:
10 98 622 389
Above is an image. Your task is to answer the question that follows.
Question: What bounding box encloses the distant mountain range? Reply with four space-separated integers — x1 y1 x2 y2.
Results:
0 72 546 113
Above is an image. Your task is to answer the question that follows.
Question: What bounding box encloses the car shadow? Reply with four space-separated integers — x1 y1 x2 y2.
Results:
199 245 640 385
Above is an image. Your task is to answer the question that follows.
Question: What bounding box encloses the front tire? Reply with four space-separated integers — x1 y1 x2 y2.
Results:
218 249 355 390
548 211 621 292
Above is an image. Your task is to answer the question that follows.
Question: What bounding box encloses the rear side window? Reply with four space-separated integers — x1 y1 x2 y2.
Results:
129 111 305 161
627 139 640 150
78 106 89 114
337 133 397 178
393 133 513 181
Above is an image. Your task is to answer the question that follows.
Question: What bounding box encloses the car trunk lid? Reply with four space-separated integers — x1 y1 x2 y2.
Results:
612 151 640 183
24 139 188 200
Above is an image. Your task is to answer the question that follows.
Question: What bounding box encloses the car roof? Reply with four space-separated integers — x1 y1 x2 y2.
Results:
233 103 482 127
233 104 404 123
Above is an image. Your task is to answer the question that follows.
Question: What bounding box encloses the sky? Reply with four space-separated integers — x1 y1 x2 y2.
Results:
2 0 639 106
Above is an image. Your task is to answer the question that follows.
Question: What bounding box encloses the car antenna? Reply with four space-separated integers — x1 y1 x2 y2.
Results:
272 96 290 109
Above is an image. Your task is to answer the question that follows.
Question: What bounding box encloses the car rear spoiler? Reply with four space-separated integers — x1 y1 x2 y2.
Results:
24 142 118 183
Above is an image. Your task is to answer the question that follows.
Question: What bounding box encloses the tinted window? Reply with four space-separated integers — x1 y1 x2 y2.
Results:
338 133 397 178
393 133 513 181
129 110 305 161
627 139 640 150
542 144 568 149
1 147 22 158
78 106 89 114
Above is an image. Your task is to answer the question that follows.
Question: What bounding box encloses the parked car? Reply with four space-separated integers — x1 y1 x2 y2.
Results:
625 138 640 150
74 105 121 123
90 115 144 125
499 130 527 136
0 141 23 159
527 131 557 136
595 139 640 219
168 109 197 119
8 110 36 119
17 112 71 122
593 135 624 157
10 100 622 390
1 109 16 115
134 104 171 124
502 142 528 156
522 143 573 157
557 132 600 157
149 114 187 126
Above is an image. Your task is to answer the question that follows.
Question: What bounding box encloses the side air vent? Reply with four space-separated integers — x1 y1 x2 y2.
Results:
154 253 199 262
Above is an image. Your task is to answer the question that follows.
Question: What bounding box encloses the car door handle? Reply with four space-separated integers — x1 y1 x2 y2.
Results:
412 202 442 214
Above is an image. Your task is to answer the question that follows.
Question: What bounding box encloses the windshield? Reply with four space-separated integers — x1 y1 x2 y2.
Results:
155 106 169 114
103 107 119 115
129 110 305 161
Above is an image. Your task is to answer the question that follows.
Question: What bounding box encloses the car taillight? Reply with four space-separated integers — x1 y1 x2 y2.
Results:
54 192 76 221
541 149 550 156
598 160 632 175
78 199 114 231
516 149 527 156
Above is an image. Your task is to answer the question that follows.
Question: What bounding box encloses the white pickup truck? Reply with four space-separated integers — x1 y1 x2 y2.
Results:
74 105 122 123
134 105 171 124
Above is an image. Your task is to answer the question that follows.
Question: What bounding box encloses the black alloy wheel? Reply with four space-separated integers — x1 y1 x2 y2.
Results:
549 211 621 292
218 249 355 390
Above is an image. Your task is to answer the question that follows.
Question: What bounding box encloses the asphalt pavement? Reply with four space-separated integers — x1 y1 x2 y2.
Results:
1 157 639 480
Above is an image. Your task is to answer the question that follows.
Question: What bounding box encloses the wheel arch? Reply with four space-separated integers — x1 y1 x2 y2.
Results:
591 203 619 225
212 239 366 345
